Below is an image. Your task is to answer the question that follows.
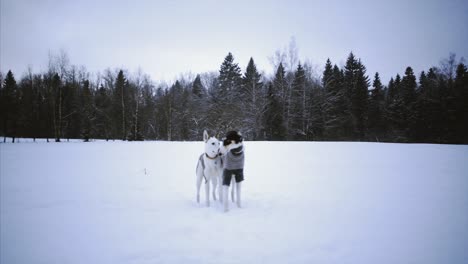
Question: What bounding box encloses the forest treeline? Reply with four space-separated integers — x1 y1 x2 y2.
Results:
1 50 467 144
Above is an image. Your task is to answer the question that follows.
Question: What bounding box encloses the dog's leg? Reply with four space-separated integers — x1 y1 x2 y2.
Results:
223 185 229 212
196 169 202 204
205 180 210 207
236 182 242 208
218 173 223 203
212 175 218 201
231 178 235 203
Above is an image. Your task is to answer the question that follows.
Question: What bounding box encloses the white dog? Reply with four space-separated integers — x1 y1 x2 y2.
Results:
195 130 223 207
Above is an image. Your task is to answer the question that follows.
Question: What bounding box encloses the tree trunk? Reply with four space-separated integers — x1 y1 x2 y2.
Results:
58 87 62 141
134 92 139 141
121 84 126 141
302 87 307 135
55 87 62 142
168 102 172 141
53 99 57 141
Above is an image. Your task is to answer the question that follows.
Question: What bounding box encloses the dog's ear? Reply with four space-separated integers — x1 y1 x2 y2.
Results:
203 130 209 142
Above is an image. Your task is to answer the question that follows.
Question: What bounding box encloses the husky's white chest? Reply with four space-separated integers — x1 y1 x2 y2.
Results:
203 156 221 172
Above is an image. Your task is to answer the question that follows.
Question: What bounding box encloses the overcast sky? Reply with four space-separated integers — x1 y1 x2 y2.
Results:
1 0 467 84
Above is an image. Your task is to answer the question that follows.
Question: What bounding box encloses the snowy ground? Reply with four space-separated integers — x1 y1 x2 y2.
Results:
1 140 467 264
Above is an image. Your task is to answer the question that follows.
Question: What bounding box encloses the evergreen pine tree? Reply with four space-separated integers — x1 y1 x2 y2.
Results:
453 63 468 143
42 73 56 142
154 86 170 140
81 80 94 141
273 63 288 131
401 67 418 139
164 80 191 141
322 63 348 140
62 78 81 141
424 68 445 142
113 70 128 140
28 74 43 140
413 70 431 142
354 61 370 140
18 73 34 139
17 71 43 141
264 83 286 140
1 71 19 142
322 59 333 88
192 74 204 98
308 83 325 140
139 76 157 140
368 72 385 140
95 84 112 140
242 57 264 140
319 59 335 140
179 83 191 140
32 74 46 140
344 53 369 140
51 73 63 142
386 77 396 100
289 63 307 140
127 79 145 142
212 52 243 133
218 52 242 99
187 74 206 140
168 81 183 140
385 74 407 141
401 67 417 105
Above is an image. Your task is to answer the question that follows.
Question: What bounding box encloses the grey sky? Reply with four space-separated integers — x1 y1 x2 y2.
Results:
1 0 467 84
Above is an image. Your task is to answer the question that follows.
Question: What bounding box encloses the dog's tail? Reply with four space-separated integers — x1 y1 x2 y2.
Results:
196 154 208 184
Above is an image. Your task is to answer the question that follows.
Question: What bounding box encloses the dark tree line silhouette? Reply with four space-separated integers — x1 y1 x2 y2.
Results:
1 51 467 144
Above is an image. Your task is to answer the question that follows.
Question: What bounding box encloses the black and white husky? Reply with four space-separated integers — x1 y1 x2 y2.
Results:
220 131 244 212
195 130 223 207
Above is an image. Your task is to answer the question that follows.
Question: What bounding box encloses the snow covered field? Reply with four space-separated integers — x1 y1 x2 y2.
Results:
1 140 467 264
